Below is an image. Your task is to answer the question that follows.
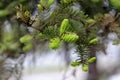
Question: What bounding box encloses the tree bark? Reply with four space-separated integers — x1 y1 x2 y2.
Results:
62 42 71 80
87 46 99 80
0 22 2 42
63 42 71 66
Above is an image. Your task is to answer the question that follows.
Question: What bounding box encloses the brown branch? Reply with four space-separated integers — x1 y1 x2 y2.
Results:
114 12 120 22
87 13 120 32
17 18 45 32
28 25 43 32
88 21 97 28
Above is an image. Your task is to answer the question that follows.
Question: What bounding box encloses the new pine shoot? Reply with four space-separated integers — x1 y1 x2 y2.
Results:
49 37 61 49
61 33 79 43
60 19 70 35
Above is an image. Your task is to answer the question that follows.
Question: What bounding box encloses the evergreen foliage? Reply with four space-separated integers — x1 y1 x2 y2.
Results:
0 0 120 75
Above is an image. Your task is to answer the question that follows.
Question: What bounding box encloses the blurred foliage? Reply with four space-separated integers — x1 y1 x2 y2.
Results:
0 0 120 79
